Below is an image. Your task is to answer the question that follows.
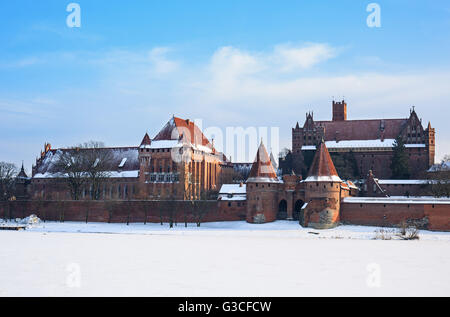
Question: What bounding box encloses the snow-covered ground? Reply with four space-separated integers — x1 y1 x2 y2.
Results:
1 220 450 296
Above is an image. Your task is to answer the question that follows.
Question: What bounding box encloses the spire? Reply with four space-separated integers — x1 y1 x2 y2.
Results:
305 140 341 182
269 150 278 170
140 133 151 146
247 141 278 182
17 161 28 179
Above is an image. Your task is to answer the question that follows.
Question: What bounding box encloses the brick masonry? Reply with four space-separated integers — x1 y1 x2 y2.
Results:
0 200 246 224
1 199 449 231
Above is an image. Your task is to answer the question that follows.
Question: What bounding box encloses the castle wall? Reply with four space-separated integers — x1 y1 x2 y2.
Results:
0 199 245 224
340 202 450 231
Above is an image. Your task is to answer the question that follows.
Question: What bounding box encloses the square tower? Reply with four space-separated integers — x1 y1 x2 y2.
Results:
332 100 347 121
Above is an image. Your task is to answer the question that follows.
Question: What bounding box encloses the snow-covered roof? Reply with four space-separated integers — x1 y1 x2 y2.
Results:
378 180 430 185
246 177 282 183
343 196 450 205
140 140 181 149
219 184 246 195
428 161 450 172
118 158 127 168
33 147 139 179
218 184 247 201
304 175 342 183
302 139 426 150
34 170 139 179
346 181 359 189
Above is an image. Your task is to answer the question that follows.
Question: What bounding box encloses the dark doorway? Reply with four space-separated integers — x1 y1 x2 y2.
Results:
277 200 288 220
293 200 304 221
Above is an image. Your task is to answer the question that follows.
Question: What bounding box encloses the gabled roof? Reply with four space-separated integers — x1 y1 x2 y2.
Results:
305 140 342 182
33 147 140 178
314 119 407 141
247 142 279 183
153 116 213 149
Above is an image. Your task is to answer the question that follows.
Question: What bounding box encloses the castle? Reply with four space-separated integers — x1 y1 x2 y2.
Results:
31 116 234 201
244 139 353 228
290 101 435 178
6 103 449 231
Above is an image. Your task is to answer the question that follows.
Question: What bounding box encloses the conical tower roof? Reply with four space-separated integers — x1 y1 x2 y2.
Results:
305 139 342 182
269 151 278 170
247 141 279 183
140 133 151 146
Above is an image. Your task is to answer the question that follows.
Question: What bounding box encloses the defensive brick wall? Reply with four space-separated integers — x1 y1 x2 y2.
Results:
340 202 450 231
0 200 245 224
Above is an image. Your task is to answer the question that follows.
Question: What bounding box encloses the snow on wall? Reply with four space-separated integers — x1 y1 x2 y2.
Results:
343 196 450 205
301 139 426 150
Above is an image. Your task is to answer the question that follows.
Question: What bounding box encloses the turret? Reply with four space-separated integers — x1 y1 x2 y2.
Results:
302 139 342 229
139 133 152 183
246 141 280 224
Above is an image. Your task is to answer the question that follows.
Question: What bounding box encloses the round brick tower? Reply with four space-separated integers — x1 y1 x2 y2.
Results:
302 139 342 229
246 141 281 224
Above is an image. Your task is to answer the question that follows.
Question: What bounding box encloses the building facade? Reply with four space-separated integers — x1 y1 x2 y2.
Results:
245 140 355 229
30 116 233 201
291 101 435 179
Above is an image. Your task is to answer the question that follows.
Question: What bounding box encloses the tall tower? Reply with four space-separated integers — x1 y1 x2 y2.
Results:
139 133 152 184
426 122 436 167
332 100 347 121
246 141 280 224
302 139 342 229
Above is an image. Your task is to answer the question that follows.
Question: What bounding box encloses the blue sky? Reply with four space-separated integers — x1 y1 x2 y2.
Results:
1 0 450 171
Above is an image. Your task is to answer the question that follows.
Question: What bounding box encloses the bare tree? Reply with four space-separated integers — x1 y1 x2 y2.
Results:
80 142 113 200
55 141 113 200
427 155 450 198
0 162 18 201
54 149 88 200
191 189 213 227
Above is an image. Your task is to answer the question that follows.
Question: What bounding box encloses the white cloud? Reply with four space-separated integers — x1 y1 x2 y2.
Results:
148 47 179 74
3 43 450 166
273 43 337 71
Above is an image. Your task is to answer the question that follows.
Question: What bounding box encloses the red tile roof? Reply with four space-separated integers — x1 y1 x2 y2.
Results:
315 118 407 141
307 140 339 178
248 142 278 180
154 117 213 149
140 133 151 146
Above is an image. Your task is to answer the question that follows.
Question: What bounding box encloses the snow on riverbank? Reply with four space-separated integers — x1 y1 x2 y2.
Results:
23 220 450 241
1 228 450 296
1 221 450 296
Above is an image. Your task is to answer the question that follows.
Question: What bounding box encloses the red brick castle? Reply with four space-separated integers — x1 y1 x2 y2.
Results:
291 100 435 178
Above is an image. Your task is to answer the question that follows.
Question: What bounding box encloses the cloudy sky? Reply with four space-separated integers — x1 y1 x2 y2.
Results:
1 0 450 171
